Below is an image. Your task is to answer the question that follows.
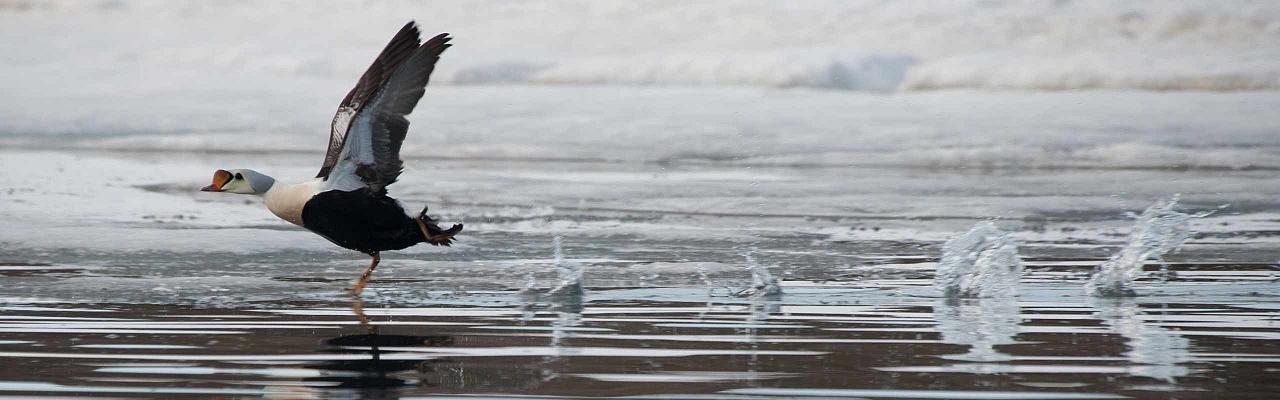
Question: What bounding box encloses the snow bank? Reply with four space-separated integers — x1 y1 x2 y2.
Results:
457 52 915 91
2 0 1279 91
2 1 1279 171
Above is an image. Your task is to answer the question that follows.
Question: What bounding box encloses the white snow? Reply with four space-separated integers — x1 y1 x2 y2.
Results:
2 1 1278 171
2 0 1279 92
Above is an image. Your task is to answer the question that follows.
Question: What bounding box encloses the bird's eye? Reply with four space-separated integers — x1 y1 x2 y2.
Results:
235 173 244 180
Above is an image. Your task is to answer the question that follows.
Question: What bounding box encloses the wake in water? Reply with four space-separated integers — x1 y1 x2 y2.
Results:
934 221 1023 298
1086 196 1204 297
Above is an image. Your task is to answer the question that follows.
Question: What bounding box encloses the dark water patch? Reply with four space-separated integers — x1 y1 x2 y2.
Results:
0 289 1278 398
1195 230 1280 239
0 264 85 278
272 276 443 285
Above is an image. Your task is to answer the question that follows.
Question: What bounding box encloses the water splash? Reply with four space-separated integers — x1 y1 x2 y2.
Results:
934 221 1023 298
520 270 539 294
735 247 782 298
1087 196 1201 297
694 264 716 297
547 235 583 296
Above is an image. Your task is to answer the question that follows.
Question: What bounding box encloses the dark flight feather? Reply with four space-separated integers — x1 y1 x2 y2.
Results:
361 32 451 191
317 22 427 180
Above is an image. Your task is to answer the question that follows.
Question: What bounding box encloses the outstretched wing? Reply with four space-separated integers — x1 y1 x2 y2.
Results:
317 22 451 194
318 22 421 180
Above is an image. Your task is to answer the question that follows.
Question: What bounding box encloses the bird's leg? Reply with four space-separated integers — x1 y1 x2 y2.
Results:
349 252 380 297
350 297 378 334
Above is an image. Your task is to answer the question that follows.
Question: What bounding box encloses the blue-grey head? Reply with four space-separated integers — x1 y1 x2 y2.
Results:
201 169 276 195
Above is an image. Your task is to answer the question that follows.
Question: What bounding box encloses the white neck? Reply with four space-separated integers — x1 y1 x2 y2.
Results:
263 179 324 226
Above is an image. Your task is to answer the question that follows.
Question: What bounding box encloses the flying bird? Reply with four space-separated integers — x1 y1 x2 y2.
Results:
201 22 462 296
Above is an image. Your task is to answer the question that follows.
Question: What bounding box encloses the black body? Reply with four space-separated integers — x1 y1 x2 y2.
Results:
301 189 431 253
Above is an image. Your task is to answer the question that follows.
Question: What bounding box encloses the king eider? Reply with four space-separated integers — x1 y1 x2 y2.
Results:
200 22 462 296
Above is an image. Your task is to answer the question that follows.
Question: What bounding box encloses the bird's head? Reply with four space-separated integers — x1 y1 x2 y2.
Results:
201 169 275 195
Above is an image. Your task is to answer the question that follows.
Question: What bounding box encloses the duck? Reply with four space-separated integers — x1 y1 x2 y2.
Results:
200 21 462 296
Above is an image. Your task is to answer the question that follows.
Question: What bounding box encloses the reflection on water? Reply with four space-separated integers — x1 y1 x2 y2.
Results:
305 332 451 390
933 297 1021 362
1090 298 1191 382
0 274 1278 398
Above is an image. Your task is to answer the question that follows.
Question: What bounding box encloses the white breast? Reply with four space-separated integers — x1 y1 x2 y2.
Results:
264 179 324 226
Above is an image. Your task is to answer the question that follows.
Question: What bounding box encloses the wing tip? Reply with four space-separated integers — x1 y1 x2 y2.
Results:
406 20 421 35
405 20 449 47
423 32 453 55
426 32 452 47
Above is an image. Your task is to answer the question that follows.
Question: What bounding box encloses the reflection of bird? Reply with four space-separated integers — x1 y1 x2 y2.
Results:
306 332 454 389
200 22 462 295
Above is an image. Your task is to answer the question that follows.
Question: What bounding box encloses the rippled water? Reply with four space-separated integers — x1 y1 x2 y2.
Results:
3 261 1279 398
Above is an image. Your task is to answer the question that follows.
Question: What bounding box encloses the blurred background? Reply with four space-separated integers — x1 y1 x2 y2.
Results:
2 0 1278 167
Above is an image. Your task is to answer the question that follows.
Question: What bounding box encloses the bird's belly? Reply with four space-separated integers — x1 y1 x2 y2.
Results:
300 189 422 253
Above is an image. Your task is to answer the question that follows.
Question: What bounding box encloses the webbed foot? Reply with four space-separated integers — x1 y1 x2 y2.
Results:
416 207 463 246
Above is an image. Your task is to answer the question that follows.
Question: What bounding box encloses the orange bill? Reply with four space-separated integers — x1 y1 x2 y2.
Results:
201 169 232 192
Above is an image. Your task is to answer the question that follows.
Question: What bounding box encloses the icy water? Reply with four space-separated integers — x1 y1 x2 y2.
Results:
2 146 1280 399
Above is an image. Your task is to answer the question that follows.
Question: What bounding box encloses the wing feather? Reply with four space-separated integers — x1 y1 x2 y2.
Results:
324 30 451 194
317 22 422 180
361 33 452 190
